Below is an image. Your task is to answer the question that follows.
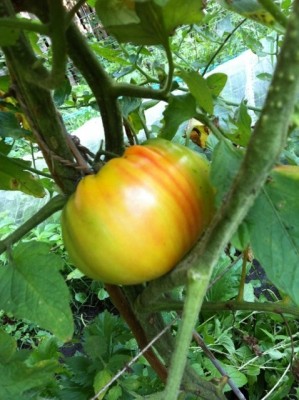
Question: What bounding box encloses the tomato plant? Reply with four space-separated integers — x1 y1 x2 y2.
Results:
1 1 299 399
61 139 215 285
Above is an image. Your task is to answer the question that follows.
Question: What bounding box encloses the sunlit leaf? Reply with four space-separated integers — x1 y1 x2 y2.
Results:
206 73 228 97
93 369 112 400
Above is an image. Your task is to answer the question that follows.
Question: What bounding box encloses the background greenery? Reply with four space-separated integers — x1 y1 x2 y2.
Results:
0 0 299 399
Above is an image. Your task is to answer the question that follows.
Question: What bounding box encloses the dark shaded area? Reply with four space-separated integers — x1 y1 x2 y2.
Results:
246 259 281 300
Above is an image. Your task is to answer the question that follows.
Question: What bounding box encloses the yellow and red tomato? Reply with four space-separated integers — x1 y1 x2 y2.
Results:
61 138 215 285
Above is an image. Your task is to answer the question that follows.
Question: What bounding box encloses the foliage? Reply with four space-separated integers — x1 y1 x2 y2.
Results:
0 0 299 399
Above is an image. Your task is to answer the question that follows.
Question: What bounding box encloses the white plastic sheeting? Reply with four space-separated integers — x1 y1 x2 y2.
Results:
210 49 274 108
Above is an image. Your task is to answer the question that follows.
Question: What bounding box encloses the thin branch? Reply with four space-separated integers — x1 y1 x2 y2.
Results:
161 38 175 95
105 284 168 383
223 99 262 113
1 0 81 194
112 82 169 101
195 112 226 141
16 1 68 90
136 0 299 312
154 3 299 397
192 331 247 400
135 296 299 317
65 22 125 156
260 362 291 400
201 300 299 318
0 194 66 255
119 43 160 84
202 19 246 77
208 254 242 290
42 0 67 89
89 303 174 400
0 17 49 34
0 152 53 179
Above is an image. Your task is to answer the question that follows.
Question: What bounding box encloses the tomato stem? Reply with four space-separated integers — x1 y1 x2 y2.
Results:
163 270 212 399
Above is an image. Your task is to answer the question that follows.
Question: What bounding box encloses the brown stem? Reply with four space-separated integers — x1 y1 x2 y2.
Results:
1 1 81 194
105 284 168 382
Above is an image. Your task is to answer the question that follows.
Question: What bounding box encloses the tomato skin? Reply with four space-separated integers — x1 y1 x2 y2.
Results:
61 139 215 285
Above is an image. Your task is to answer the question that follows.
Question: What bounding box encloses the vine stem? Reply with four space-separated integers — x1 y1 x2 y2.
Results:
162 38 175 94
135 299 299 318
161 2 299 398
135 0 299 313
163 272 212 399
0 17 49 34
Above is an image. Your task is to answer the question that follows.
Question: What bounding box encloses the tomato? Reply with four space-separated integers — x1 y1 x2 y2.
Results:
61 138 215 285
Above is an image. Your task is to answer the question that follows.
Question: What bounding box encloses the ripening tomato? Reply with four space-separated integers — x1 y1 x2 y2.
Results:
61 138 215 285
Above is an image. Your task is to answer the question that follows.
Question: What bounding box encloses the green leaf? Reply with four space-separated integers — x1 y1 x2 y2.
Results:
53 77 72 106
96 0 140 26
0 154 46 197
83 311 131 365
90 44 131 65
0 111 30 139
105 385 122 400
179 70 214 114
64 355 94 388
231 223 250 250
0 75 10 91
227 101 252 146
0 242 73 342
206 73 228 97
0 139 13 155
257 72 272 81
95 0 204 45
211 143 299 304
204 359 247 392
159 93 196 140
162 0 204 33
0 329 17 364
0 359 57 399
96 0 167 45
87 0 97 6
0 26 19 46
247 166 299 305
217 0 285 31
119 96 142 118
210 139 244 206
207 256 242 302
93 369 113 400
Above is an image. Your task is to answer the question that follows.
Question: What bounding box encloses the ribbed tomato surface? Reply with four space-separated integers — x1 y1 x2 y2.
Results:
61 139 215 284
